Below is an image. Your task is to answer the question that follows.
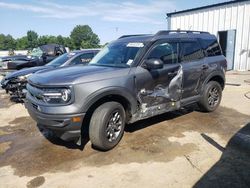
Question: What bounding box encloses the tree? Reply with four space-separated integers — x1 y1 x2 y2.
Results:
63 37 74 49
37 35 49 46
56 35 64 45
27 30 38 49
46 35 57 44
0 34 16 50
16 36 28 50
0 34 6 50
38 35 58 45
0 25 101 50
70 25 100 49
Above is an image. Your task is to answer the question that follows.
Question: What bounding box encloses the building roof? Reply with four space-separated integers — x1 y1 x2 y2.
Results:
167 0 249 17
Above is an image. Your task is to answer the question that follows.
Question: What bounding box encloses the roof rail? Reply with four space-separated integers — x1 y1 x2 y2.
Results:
156 30 209 36
118 34 150 39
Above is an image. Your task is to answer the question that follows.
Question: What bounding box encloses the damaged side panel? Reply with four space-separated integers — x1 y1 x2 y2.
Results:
130 65 183 123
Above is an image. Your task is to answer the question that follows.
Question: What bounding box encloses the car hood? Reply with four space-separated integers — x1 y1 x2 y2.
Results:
9 56 39 64
5 66 50 79
28 65 131 86
2 55 38 61
1 55 27 60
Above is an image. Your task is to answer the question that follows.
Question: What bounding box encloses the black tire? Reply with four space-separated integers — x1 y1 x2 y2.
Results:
89 102 126 151
198 81 222 112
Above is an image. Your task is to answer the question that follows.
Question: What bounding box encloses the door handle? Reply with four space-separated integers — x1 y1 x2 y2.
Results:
202 65 209 70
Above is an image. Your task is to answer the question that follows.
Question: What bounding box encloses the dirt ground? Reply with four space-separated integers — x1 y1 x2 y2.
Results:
0 71 249 188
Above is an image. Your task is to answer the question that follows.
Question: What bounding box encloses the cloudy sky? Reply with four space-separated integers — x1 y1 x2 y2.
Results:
0 0 229 44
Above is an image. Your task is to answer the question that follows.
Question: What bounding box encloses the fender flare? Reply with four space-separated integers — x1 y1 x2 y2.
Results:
201 71 225 92
81 86 138 114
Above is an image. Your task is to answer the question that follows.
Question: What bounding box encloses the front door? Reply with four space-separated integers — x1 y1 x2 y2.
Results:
135 40 183 109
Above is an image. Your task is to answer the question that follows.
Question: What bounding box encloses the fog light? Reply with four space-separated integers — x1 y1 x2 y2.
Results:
72 116 81 123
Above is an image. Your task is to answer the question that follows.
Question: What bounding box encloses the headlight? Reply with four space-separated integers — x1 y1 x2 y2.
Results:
18 73 33 81
42 88 72 104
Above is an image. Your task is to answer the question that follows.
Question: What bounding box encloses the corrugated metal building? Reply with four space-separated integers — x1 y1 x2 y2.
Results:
167 0 250 71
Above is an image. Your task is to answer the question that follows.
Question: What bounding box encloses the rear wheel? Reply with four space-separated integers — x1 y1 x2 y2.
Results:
89 102 125 151
198 81 222 112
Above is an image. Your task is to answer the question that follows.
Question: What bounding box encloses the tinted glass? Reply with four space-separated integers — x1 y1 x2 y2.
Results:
147 42 178 64
180 41 204 62
70 53 94 65
200 39 222 57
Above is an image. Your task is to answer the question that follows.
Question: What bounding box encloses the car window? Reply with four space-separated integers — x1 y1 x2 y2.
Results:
46 53 72 67
30 47 43 57
147 42 178 64
180 41 204 62
89 42 144 68
70 53 94 65
200 39 222 57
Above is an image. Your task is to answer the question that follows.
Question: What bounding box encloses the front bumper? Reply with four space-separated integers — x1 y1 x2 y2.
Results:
25 100 85 142
1 78 27 102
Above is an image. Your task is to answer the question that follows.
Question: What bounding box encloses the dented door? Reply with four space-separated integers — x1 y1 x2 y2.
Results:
135 41 183 108
179 40 205 99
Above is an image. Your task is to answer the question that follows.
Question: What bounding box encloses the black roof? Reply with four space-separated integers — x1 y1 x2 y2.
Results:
118 35 153 42
39 44 62 53
116 30 216 43
167 0 249 17
71 49 100 54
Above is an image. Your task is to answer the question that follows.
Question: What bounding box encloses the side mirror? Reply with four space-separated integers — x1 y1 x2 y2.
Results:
144 59 163 70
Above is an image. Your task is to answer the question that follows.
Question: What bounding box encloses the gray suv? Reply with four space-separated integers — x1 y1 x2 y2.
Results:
25 30 227 151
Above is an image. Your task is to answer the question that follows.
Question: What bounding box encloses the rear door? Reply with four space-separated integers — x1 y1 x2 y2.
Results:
180 39 205 99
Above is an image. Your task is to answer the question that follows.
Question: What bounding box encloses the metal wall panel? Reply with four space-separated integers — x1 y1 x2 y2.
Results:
235 4 244 70
168 1 250 71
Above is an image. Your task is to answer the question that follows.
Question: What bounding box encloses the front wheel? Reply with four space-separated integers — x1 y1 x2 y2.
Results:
198 81 222 112
89 102 126 151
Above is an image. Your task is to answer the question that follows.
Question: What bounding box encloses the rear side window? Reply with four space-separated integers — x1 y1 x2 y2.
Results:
70 53 94 65
147 42 178 64
79 53 94 63
180 41 204 62
200 39 222 57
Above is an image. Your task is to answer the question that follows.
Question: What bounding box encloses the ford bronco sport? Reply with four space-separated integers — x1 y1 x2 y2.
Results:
25 30 227 151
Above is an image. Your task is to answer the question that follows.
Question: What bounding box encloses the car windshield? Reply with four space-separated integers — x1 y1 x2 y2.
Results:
46 53 75 67
30 47 43 57
89 41 144 68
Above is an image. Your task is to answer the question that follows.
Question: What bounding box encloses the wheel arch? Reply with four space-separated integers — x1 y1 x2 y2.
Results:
82 87 137 124
202 71 225 92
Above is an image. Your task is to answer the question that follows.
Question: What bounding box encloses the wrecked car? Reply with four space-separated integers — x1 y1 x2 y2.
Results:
0 49 100 103
25 30 227 151
0 44 66 70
